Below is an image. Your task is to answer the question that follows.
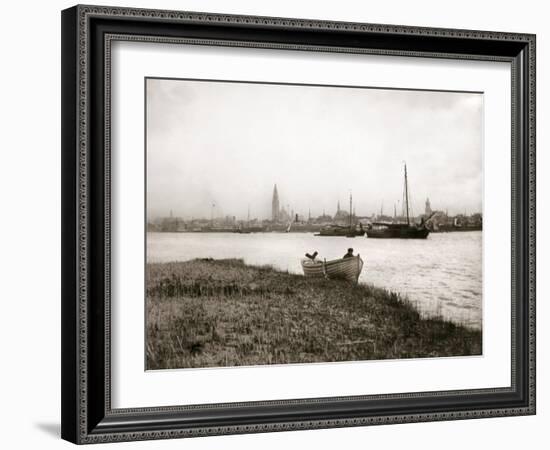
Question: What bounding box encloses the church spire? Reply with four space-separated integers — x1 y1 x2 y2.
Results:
272 184 280 222
425 197 432 216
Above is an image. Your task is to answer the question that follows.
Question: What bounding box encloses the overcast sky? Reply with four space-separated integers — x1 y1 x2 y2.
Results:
146 78 483 220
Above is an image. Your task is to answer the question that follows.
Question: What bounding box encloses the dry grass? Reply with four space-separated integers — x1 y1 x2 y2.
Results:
146 258 481 370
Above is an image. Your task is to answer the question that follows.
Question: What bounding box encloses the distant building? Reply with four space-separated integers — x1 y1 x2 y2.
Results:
279 206 291 222
272 184 280 222
271 184 292 223
333 200 350 223
425 198 432 216
315 212 333 224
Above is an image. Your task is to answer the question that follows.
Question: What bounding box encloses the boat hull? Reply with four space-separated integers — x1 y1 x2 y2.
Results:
301 255 364 282
366 224 429 239
315 227 365 237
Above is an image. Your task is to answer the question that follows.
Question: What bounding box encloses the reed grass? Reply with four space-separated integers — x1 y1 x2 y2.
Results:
146 258 481 370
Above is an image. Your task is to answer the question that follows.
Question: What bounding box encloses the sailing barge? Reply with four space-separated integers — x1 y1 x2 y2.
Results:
316 224 365 237
316 193 365 237
367 222 429 239
366 163 430 239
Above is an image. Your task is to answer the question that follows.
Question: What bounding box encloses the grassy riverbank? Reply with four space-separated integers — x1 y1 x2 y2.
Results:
146 259 481 370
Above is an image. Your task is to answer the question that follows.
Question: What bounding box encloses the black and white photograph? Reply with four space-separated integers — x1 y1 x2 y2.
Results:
145 77 484 370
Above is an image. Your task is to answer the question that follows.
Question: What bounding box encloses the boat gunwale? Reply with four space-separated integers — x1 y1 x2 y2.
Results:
301 255 363 268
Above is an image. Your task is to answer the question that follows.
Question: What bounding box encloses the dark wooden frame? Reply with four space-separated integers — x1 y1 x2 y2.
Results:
61 4 536 444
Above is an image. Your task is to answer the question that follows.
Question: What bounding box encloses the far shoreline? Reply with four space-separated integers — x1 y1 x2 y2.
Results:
147 228 483 234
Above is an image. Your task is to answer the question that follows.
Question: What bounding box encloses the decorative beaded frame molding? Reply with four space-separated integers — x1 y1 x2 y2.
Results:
61 4 536 445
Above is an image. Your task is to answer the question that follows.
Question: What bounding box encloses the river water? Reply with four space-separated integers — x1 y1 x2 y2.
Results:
147 231 482 329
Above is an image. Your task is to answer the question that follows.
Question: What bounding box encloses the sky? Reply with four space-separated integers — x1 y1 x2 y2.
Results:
146 78 483 220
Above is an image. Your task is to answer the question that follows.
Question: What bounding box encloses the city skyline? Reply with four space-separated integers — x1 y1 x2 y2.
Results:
146 78 483 220
151 182 479 223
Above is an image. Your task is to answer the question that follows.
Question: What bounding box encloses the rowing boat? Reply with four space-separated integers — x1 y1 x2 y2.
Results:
301 255 364 283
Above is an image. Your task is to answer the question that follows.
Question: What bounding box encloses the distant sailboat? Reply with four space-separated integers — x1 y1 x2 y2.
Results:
366 163 430 239
316 193 365 237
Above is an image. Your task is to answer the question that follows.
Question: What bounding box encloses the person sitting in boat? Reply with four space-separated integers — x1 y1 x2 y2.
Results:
343 248 354 259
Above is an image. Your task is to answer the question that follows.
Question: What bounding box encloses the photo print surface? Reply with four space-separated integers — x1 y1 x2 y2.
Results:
145 77 483 370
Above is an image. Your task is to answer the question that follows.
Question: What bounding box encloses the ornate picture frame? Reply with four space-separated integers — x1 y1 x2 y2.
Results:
61 5 535 444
